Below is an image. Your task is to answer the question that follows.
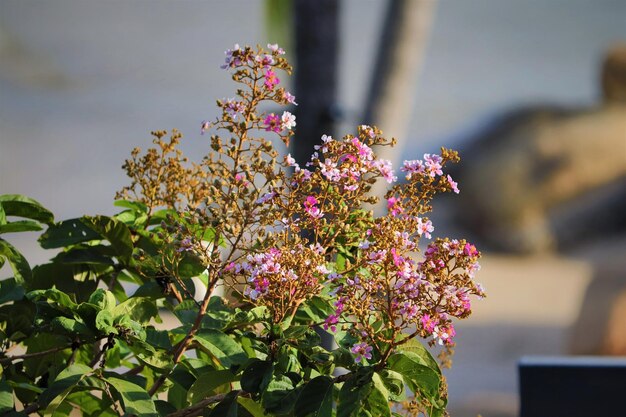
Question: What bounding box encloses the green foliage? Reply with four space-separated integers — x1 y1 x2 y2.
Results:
0 189 451 415
0 43 482 417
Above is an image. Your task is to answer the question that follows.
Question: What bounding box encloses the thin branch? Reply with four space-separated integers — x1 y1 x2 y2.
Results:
21 402 40 415
165 391 242 417
0 345 69 364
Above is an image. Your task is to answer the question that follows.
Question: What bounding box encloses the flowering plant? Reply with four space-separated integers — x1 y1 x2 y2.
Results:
0 44 482 416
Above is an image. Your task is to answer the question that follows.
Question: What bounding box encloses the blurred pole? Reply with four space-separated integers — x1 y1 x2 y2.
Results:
363 0 438 210
292 0 340 165
293 0 340 351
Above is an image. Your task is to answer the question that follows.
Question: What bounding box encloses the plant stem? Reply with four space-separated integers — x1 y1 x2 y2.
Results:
165 391 242 417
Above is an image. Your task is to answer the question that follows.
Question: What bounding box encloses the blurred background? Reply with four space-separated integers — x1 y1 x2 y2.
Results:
1 1 625 415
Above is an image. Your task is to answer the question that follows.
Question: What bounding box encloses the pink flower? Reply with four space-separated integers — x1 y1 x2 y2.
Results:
467 262 481 277
368 250 387 264
221 44 242 69
374 159 397 183
421 314 438 333
350 342 373 363
320 159 341 182
285 154 298 168
224 98 246 119
267 43 286 55
424 153 443 177
256 53 275 68
304 196 323 219
264 113 281 132
283 91 297 105
351 137 373 161
463 243 478 257
416 218 434 239
447 175 460 194
200 120 210 135
433 324 456 346
401 302 419 320
387 196 403 216
443 239 461 256
281 111 296 130
324 314 339 332
402 159 424 179
264 69 280 90
234 173 247 184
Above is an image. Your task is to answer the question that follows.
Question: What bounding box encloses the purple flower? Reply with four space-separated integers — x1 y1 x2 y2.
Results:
350 342 373 363
283 91 297 105
447 174 460 194
264 69 280 90
263 113 281 132
200 120 210 135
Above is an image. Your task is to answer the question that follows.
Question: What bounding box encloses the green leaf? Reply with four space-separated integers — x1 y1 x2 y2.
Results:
105 377 158 417
128 338 174 371
261 375 296 412
155 400 177 416
81 216 133 263
38 218 101 249
0 278 25 304
0 203 5 225
376 370 405 402
88 289 117 311
337 370 391 417
0 220 43 234
51 317 94 337
30 262 98 303
396 338 441 374
52 246 115 266
241 360 273 394
110 297 157 324
365 381 391 417
208 391 239 417
65 391 115 417
194 330 248 368
237 397 268 417
296 296 334 323
177 252 206 279
337 373 371 417
0 194 54 225
146 328 172 350
188 370 237 404
387 352 440 396
0 377 14 413
294 375 333 417
38 364 92 412
0 238 31 284
27 288 78 313
95 310 117 335
114 200 148 213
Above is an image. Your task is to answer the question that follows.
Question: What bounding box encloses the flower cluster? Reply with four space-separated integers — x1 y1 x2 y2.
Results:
123 43 483 373
233 243 326 322
109 43 486 417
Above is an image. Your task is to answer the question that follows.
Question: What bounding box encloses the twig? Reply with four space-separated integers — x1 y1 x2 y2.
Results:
165 391 241 417
148 273 221 396
21 402 40 415
0 345 70 364
123 364 145 376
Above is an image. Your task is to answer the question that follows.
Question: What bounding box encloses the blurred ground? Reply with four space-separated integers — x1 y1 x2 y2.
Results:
1 1 625 416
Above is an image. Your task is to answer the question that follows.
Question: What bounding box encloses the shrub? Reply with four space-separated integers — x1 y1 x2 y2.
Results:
0 44 483 417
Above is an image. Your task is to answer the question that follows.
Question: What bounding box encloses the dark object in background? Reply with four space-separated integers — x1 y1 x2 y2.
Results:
448 44 626 254
292 0 340 166
519 356 626 417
